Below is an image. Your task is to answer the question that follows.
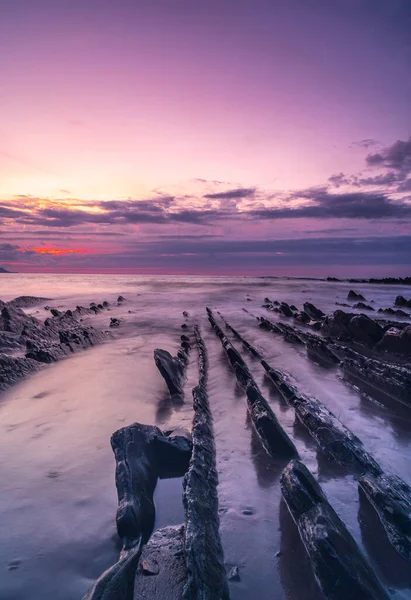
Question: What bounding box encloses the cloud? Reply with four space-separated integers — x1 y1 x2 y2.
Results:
0 243 34 261
366 137 411 176
250 189 411 220
353 139 379 149
203 188 256 199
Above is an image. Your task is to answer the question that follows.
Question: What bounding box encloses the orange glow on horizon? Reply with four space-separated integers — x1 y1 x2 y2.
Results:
25 247 93 255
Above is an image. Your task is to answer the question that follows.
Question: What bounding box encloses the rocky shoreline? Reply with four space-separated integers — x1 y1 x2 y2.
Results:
2 286 411 599
0 295 115 392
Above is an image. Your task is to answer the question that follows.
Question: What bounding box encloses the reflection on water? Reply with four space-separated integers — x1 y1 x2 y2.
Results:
0 274 411 599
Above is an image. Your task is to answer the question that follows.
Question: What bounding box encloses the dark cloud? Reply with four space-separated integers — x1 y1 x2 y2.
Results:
353 139 379 149
356 171 399 186
398 178 411 193
0 243 34 261
328 173 352 187
250 189 411 220
366 137 411 176
203 188 255 199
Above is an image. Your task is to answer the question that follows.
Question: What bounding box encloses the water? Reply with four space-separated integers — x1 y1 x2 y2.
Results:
1 274 411 599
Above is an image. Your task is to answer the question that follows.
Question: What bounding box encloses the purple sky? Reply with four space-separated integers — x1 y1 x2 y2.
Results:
1 0 410 276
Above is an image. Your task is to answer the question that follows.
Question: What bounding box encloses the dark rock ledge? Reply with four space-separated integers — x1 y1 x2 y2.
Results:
154 333 191 402
0 297 110 392
281 460 389 600
237 314 411 565
207 307 298 459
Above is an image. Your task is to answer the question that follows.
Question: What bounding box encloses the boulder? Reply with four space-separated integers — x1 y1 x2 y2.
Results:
347 290 366 301
376 326 411 356
348 314 383 346
279 302 294 317
395 295 411 308
353 302 374 311
303 302 325 321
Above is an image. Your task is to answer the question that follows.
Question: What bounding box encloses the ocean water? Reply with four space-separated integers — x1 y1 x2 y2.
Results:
1 273 411 600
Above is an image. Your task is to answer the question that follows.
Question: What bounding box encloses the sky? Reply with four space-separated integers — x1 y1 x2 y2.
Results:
1 0 410 276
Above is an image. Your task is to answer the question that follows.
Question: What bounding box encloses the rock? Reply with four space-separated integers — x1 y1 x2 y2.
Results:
141 558 160 575
111 423 162 543
242 509 253 515
290 304 297 311
82 541 143 600
353 302 374 311
182 326 230 600
219 313 261 357
262 360 381 474
359 472 411 563
395 295 411 308
376 326 411 356
183 310 189 317
322 310 383 346
103 301 110 308
280 302 294 317
0 354 41 392
110 317 121 328
134 526 186 598
0 304 40 335
228 566 241 581
154 348 186 400
348 290 366 301
348 314 383 346
311 321 322 331
303 302 325 321
7 296 51 308
243 376 299 458
321 310 353 339
295 311 310 324
117 295 126 302
181 323 188 329
281 460 389 600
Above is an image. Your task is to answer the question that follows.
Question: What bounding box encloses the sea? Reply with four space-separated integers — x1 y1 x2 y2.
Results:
1 273 411 600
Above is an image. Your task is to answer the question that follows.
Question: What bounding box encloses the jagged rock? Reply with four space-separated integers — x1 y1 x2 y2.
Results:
111 423 192 543
83 541 143 600
303 302 325 321
281 460 389 600
359 472 411 563
376 326 411 356
219 313 261 357
348 290 366 301
290 304 297 311
305 338 340 366
348 314 383 345
322 310 383 346
0 331 25 353
50 308 63 317
208 309 297 459
395 295 411 308
182 326 230 600
353 302 374 311
262 360 380 474
0 354 41 391
7 296 51 308
134 526 186 598
242 374 299 458
118 295 125 302
0 304 40 335
280 302 294 317
295 311 310 324
154 348 187 400
103 301 110 308
110 318 121 328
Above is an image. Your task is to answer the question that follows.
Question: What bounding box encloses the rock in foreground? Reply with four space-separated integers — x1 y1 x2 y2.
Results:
281 460 389 600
